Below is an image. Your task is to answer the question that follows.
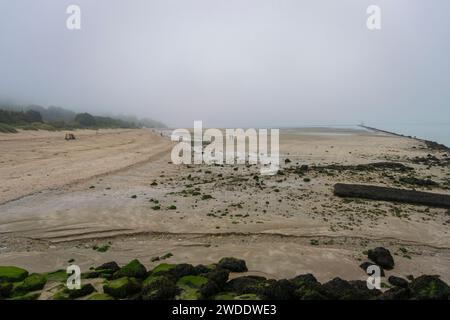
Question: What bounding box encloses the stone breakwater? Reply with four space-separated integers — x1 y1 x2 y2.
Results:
1 248 449 300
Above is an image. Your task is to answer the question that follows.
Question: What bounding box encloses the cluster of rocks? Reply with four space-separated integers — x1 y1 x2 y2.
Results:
1 253 449 300
358 247 450 300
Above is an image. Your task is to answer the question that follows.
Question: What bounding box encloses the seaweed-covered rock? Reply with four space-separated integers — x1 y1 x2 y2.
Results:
388 276 408 288
151 263 177 276
46 269 68 283
13 273 47 295
0 282 13 298
224 276 268 295
213 292 238 300
378 287 411 300
0 266 29 282
199 280 221 298
261 279 296 300
206 269 230 288
88 293 114 300
290 274 319 289
82 271 100 279
9 292 40 300
66 283 96 299
409 275 450 300
367 247 395 270
53 283 96 300
177 275 209 288
235 293 263 300
103 277 142 299
348 280 381 299
217 257 247 272
113 259 147 279
359 262 385 277
96 261 120 273
176 275 209 300
170 264 196 279
142 275 177 300
290 274 326 300
194 264 214 275
321 278 380 300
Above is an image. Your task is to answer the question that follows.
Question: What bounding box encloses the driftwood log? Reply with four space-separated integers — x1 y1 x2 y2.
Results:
334 183 450 208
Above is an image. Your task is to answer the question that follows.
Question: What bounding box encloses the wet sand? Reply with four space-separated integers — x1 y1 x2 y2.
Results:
0 127 449 284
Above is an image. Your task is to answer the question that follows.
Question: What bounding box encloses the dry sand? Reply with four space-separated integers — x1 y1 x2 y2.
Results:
0 127 449 284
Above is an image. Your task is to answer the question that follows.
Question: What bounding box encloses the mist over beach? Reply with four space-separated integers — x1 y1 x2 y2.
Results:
1 0 450 304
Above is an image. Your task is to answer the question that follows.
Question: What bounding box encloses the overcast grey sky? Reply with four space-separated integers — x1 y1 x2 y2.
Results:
0 0 449 127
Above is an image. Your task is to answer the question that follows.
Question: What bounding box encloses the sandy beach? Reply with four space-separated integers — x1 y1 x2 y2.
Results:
0 127 449 287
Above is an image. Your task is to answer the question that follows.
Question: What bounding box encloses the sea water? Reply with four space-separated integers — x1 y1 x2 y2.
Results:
367 122 450 147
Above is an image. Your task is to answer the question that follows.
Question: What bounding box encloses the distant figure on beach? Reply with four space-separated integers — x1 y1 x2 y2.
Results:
65 133 76 140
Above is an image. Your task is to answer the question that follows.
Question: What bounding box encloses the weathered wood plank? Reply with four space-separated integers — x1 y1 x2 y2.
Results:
334 183 450 208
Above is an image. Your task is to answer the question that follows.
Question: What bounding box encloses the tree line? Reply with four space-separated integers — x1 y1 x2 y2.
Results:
0 103 166 133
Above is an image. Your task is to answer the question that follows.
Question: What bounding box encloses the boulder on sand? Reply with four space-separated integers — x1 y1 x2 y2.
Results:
217 257 248 272
359 261 385 276
367 247 395 270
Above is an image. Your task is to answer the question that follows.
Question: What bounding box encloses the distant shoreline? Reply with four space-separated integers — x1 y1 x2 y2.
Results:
359 125 450 152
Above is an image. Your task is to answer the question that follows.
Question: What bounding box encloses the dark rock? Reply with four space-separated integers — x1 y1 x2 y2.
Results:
13 273 47 295
66 283 96 299
0 282 13 299
206 269 230 288
409 275 450 300
113 259 147 279
388 276 408 288
290 273 319 289
349 280 381 299
217 257 248 272
359 262 385 276
193 264 211 275
9 292 41 300
199 280 221 298
96 261 120 273
82 271 100 279
378 287 411 300
142 276 177 300
290 274 326 300
0 266 29 282
169 264 196 279
295 283 328 300
103 277 142 299
321 277 381 300
367 247 395 270
224 276 268 295
261 279 297 300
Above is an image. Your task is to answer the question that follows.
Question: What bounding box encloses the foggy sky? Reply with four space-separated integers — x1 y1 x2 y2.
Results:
1 0 449 128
